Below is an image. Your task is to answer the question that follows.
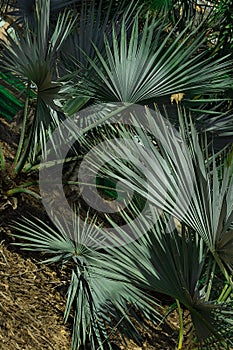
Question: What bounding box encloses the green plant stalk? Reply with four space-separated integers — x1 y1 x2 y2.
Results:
0 146 5 171
14 85 41 175
22 163 36 173
18 181 39 188
212 251 233 289
205 260 216 301
14 129 33 174
14 91 43 175
160 302 177 326
24 156 84 172
14 82 31 166
218 283 232 302
7 187 41 200
176 299 184 350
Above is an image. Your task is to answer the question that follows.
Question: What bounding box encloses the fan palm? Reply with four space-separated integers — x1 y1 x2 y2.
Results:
90 106 233 277
61 0 137 115
103 209 233 348
2 2 233 348
81 106 233 347
12 208 162 350
34 101 232 347
0 0 75 170
68 12 232 105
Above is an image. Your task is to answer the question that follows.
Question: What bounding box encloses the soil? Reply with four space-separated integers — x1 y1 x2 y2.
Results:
0 116 183 350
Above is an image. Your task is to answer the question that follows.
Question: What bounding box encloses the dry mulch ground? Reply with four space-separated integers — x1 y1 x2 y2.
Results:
0 235 71 350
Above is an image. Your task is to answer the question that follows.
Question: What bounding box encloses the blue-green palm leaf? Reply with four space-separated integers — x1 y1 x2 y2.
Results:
103 210 233 347
0 0 75 166
1 0 74 100
61 1 137 115
12 209 161 349
90 106 233 273
72 14 232 103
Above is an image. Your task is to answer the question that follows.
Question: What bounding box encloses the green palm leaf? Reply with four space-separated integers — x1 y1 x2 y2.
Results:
61 0 137 115
73 14 232 103
102 209 233 347
0 0 75 167
12 208 161 349
1 0 74 100
87 106 233 277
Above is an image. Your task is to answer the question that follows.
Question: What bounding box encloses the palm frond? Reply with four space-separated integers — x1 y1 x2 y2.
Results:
12 207 162 349
61 0 137 114
0 0 75 167
72 14 232 103
86 105 233 276
1 0 74 96
102 209 233 346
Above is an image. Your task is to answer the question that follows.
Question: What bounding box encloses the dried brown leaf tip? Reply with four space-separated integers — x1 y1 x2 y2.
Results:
170 93 185 104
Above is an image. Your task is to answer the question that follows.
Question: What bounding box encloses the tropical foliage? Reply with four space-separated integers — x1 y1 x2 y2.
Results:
0 0 232 349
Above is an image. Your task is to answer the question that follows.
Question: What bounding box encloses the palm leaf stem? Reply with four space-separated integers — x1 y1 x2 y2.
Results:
24 156 84 172
212 251 233 288
205 260 216 301
0 146 5 171
13 81 31 166
218 283 233 302
14 126 34 174
13 181 38 188
14 91 40 174
7 187 41 200
176 299 184 350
